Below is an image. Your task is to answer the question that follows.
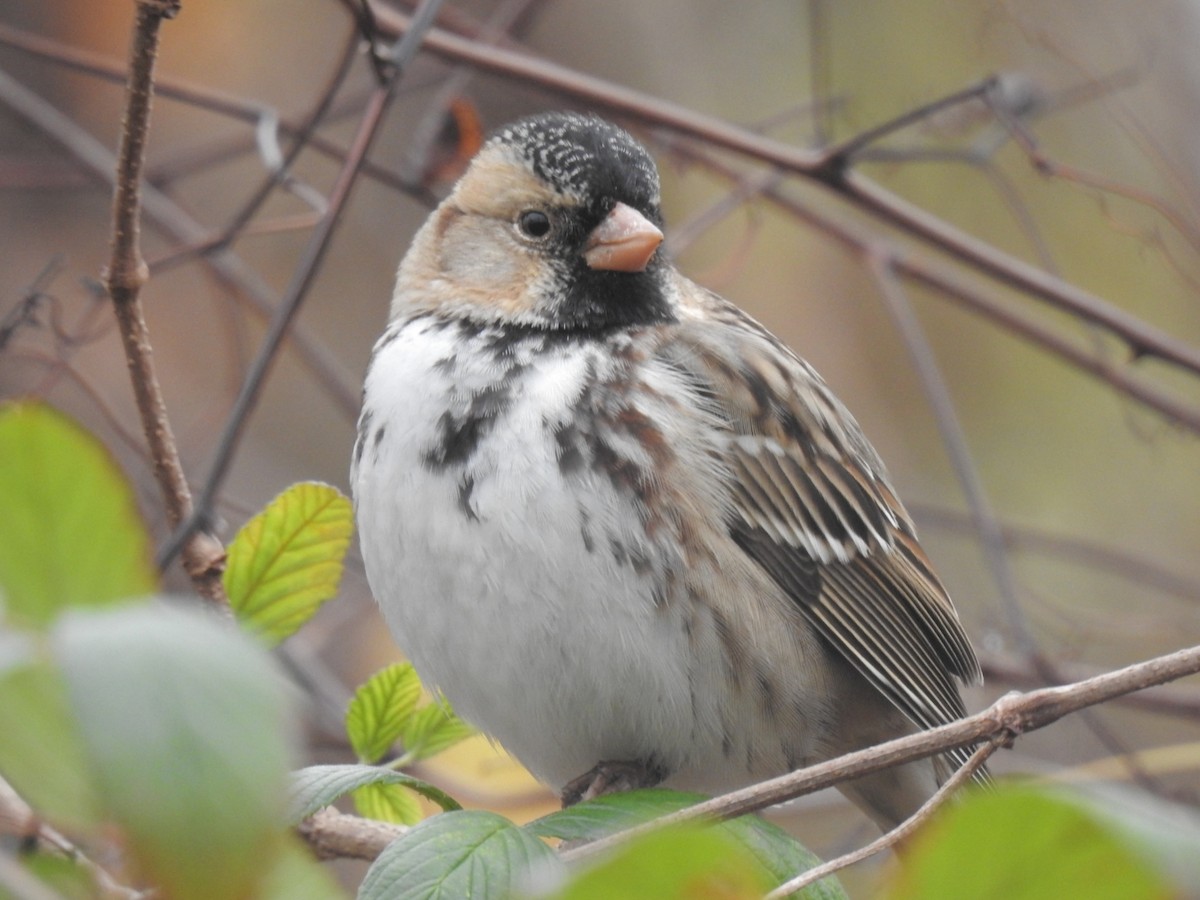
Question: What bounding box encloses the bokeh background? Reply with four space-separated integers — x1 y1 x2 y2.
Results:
2 0 1198 890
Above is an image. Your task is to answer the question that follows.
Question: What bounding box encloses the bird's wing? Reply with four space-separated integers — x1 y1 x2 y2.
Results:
673 290 980 744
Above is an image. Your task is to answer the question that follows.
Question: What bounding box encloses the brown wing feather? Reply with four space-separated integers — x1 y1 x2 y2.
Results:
674 285 981 763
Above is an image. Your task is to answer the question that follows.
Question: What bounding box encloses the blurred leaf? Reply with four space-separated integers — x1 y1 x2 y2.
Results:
400 699 475 762
0 646 98 828
358 809 560 900
353 781 424 826
546 824 770 900
0 401 155 627
1059 783 1200 896
288 764 461 824
530 789 843 899
257 837 350 900
346 663 422 763
18 853 92 900
224 482 353 645
54 603 295 900
887 783 1173 900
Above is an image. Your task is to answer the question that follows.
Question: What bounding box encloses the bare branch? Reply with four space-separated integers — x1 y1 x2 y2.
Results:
361 2 1200 384
0 776 143 900
100 0 226 603
560 642 1200 863
292 643 1200 865
765 741 1000 898
297 806 406 861
157 0 449 569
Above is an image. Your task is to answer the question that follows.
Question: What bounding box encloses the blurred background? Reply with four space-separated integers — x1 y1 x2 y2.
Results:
1 0 1198 890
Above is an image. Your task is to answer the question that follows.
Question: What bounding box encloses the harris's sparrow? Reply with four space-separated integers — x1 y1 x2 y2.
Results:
352 112 982 830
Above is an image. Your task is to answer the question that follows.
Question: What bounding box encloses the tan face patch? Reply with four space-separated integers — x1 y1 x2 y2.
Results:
408 147 583 320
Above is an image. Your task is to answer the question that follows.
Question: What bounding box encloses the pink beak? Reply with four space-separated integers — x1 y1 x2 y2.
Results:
582 202 663 273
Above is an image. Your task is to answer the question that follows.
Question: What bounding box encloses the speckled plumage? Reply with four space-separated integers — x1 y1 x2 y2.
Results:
352 112 982 829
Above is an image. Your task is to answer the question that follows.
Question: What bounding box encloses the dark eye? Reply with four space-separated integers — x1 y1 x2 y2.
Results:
516 210 552 240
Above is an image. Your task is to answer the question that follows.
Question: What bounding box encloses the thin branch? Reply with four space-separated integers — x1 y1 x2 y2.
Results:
980 651 1200 720
655 137 1200 432
0 62 362 420
822 77 999 167
558 641 1200 864
158 0 448 570
100 0 226 603
0 776 143 900
360 3 1200 383
765 741 1000 898
293 642 1200 864
297 806 405 861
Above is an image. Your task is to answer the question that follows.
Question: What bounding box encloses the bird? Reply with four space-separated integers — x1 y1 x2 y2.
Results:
351 111 982 831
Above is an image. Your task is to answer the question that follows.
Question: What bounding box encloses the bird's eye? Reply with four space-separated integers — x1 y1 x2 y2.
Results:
516 210 552 240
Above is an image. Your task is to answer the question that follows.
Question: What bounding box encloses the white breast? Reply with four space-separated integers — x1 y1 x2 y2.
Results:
352 316 723 788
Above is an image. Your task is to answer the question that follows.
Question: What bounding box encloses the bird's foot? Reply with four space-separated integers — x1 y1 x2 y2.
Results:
561 759 667 807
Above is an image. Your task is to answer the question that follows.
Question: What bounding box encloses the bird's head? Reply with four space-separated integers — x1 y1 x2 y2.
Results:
393 111 676 331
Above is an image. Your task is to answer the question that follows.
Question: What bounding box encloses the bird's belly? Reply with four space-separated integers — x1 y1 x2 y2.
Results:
353 326 726 787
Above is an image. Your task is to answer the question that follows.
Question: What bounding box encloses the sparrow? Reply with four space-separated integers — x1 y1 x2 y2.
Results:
352 111 982 830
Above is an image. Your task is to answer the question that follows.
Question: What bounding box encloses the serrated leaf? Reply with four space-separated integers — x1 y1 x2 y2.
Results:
530 789 844 899
54 603 295 900
887 784 1172 900
353 781 424 826
0 401 155 627
347 663 422 763
358 809 560 900
288 764 461 824
401 699 475 762
547 824 769 900
224 482 353 645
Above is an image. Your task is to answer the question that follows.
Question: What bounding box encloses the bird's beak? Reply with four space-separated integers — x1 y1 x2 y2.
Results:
582 202 663 273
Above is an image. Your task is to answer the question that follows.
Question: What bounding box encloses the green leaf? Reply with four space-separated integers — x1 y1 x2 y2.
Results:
0 401 155 627
548 824 770 900
0 650 99 829
257 837 350 900
288 764 461 824
224 482 353 645
400 698 475 762
54 603 296 900
358 809 560 900
353 781 424 826
347 663 422 763
887 783 1173 900
530 788 844 899
1074 784 1200 893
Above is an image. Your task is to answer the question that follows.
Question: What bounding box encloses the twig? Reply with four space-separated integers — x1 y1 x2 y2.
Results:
558 642 1200 864
293 642 1200 864
765 740 1000 898
359 2 1200 382
158 0 448 570
0 60 362 420
0 257 64 352
655 137 1200 433
980 652 1200 720
822 77 999 168
100 0 226 603
0 776 144 900
297 806 406 861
